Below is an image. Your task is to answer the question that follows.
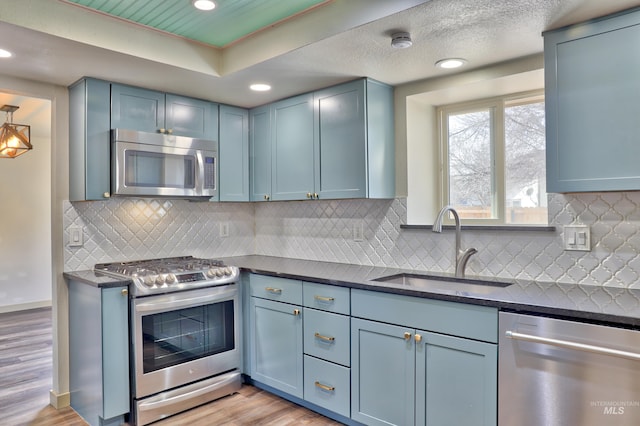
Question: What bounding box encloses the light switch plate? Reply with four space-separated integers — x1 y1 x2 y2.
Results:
219 222 229 238
68 225 83 247
353 221 364 242
564 225 591 251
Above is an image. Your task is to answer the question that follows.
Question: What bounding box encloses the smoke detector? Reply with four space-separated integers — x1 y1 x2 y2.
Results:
391 32 412 49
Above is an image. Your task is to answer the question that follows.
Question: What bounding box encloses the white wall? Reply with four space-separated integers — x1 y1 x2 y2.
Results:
0 95 52 312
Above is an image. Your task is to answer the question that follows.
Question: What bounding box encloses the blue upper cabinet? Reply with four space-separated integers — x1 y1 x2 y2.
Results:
111 84 218 140
248 78 395 201
165 94 218 140
314 79 395 199
249 104 273 202
111 84 165 133
219 105 249 201
271 94 315 201
545 8 640 192
69 78 112 201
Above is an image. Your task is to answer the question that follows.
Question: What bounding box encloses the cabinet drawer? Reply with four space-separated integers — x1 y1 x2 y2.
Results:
303 355 350 418
303 308 350 366
351 289 498 343
303 282 350 314
250 274 302 305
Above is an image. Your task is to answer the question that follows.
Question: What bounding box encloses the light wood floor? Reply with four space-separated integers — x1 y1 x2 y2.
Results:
0 307 342 426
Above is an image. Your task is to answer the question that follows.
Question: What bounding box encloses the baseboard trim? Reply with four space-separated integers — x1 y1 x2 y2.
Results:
0 300 52 314
50 389 71 409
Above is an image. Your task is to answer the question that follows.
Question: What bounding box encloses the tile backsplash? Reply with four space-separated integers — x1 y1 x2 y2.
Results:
63 199 255 271
65 192 640 288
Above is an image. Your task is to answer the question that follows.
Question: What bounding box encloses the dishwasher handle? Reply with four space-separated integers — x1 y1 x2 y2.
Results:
505 330 640 362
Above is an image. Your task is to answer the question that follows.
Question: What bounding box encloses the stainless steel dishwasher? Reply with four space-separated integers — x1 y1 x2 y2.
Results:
499 312 640 426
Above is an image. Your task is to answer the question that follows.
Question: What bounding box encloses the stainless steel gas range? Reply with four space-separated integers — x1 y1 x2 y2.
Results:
95 256 242 426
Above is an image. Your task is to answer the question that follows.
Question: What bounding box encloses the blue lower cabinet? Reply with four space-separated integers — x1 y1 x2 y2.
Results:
249 296 303 398
416 331 497 426
69 282 129 426
351 318 416 426
303 355 351 418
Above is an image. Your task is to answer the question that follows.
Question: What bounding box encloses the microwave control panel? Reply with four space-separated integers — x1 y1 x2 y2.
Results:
204 156 216 189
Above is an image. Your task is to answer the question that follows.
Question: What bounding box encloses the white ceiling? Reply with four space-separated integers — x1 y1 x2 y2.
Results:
0 0 639 111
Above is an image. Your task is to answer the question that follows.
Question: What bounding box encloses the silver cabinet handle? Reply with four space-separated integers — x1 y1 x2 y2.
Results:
505 330 640 361
265 287 282 294
314 295 335 302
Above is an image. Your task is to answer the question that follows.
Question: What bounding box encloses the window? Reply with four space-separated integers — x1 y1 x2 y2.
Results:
438 91 547 225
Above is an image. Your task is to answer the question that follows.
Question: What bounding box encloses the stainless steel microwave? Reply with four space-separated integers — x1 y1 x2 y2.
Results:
111 129 217 199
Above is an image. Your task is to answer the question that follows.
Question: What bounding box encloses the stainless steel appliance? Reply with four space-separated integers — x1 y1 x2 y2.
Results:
499 312 640 426
95 256 241 425
111 129 217 199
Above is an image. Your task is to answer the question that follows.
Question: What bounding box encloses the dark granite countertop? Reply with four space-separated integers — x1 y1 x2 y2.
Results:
65 255 640 328
221 255 640 328
64 270 131 288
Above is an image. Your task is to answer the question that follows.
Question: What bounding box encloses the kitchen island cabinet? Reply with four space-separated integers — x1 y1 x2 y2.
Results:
68 279 129 426
545 8 640 192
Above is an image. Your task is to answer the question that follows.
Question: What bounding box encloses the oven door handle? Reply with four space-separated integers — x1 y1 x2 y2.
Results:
135 288 236 313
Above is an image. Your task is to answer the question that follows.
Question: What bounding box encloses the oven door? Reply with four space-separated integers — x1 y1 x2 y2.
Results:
132 284 239 398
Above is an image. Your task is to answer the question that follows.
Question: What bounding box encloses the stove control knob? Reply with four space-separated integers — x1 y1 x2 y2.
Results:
223 267 232 276
143 276 156 287
165 273 177 284
206 268 216 278
155 275 165 286
215 268 223 277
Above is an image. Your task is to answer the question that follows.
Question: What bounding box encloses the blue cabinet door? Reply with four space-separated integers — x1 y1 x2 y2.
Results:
314 80 367 199
219 105 249 201
415 331 497 426
351 318 415 426
111 84 165 133
545 9 640 192
165 94 218 140
249 105 272 201
313 79 395 199
101 287 130 420
69 78 111 201
271 94 315 201
250 297 303 398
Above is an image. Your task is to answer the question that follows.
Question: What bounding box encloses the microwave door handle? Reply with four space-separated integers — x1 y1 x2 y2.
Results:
195 151 205 195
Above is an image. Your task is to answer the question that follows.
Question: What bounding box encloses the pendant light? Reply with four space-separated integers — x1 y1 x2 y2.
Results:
0 105 31 159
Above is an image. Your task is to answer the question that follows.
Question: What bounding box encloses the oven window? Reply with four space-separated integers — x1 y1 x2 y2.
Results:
125 150 196 189
141 300 234 373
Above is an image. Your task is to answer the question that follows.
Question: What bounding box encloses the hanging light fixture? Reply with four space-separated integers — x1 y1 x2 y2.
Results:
0 105 31 159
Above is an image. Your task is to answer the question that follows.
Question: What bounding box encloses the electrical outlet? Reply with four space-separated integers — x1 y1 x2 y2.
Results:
353 221 364 242
68 226 83 247
219 222 229 238
564 225 591 251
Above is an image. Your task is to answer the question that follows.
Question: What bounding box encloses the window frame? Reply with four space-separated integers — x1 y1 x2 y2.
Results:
436 89 546 226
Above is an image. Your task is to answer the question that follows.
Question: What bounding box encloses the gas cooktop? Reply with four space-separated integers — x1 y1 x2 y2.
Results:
94 256 239 296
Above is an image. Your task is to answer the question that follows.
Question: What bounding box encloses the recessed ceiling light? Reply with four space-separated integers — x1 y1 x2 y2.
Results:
192 0 215 11
0 49 12 58
435 58 467 69
250 84 271 92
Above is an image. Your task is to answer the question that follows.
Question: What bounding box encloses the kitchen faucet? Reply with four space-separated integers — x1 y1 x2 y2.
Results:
432 205 477 278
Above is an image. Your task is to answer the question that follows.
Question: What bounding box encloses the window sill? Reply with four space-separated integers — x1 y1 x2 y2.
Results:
400 224 556 232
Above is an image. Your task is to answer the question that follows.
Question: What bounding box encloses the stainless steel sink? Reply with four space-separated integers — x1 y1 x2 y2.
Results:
372 273 512 296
